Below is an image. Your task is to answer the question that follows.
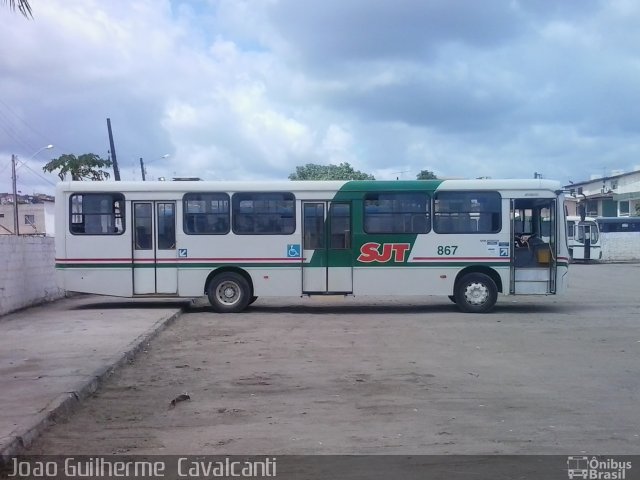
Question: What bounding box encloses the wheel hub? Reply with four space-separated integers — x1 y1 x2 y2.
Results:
465 282 489 306
217 281 240 305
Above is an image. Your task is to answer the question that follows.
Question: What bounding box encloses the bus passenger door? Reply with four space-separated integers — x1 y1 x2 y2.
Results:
510 198 557 295
302 201 353 293
575 223 591 260
132 201 178 295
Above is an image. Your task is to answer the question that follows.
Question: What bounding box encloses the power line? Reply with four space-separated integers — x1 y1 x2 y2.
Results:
0 158 11 176
0 100 69 156
15 148 55 174
0 121 37 153
0 98 52 148
15 159 57 187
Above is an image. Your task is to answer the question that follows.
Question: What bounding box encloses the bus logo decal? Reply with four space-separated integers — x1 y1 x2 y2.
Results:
358 242 411 263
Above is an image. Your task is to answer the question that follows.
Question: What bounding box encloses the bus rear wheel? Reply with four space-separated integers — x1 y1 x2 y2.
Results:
207 272 251 313
454 273 497 313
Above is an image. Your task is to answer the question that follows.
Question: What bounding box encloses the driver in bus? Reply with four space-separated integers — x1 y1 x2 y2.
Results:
515 233 543 248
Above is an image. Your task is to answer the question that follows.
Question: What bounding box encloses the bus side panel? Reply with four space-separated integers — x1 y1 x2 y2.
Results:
175 267 301 297
58 193 133 297
176 269 206 297
62 268 133 297
496 267 511 296
352 267 455 296
247 268 301 296
352 234 512 296
173 234 303 297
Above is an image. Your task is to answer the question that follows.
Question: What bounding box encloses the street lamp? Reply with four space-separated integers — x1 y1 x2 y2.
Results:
32 144 54 158
12 145 54 235
140 154 170 181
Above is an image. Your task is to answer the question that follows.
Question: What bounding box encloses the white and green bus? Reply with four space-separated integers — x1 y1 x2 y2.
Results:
566 215 601 261
54 179 569 313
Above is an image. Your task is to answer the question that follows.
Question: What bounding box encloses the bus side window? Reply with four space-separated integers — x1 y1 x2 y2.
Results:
363 192 430 234
69 193 125 235
134 203 153 249
232 192 296 235
157 203 176 249
434 191 501 234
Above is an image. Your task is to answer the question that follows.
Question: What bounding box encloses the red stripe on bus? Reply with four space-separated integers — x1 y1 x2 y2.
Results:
55 258 131 262
56 257 304 263
173 257 303 261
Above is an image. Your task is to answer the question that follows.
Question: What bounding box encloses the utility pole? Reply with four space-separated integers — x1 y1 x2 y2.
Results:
106 118 121 181
11 154 19 235
139 157 146 181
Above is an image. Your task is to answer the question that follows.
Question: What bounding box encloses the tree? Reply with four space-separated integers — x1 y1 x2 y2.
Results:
2 0 32 18
43 153 113 181
416 170 437 180
289 162 375 180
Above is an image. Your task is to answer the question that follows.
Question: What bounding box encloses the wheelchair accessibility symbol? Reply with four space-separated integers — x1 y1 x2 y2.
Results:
499 247 509 257
287 244 301 258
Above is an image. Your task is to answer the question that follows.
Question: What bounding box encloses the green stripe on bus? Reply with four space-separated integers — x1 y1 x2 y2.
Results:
339 180 444 192
305 180 446 268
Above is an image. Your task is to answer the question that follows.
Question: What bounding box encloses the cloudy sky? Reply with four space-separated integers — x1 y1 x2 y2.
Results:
2 0 640 194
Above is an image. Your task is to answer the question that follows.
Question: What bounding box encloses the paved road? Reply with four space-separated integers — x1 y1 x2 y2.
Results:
26 264 640 455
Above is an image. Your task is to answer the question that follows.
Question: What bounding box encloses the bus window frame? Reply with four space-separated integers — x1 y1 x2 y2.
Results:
433 191 502 234
363 191 431 235
183 192 231 235
231 191 296 235
69 192 126 236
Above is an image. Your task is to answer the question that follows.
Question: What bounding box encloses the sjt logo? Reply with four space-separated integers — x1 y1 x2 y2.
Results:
357 242 411 263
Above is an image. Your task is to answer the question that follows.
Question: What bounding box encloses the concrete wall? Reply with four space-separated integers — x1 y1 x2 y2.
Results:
600 232 640 262
0 236 64 316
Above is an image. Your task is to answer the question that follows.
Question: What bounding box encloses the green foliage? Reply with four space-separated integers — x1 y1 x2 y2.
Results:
289 162 375 180
416 169 437 180
42 153 113 181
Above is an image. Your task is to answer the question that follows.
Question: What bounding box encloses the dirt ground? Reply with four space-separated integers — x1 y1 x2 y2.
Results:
28 263 640 455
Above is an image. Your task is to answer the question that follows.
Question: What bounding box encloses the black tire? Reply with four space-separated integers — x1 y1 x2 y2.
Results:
448 295 456 304
454 273 498 313
248 296 258 305
207 272 251 313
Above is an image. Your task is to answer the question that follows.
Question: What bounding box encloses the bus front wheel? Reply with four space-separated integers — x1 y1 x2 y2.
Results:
207 272 251 313
454 273 497 313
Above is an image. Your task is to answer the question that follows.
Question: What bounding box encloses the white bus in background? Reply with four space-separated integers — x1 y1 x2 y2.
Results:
566 216 601 261
54 179 570 313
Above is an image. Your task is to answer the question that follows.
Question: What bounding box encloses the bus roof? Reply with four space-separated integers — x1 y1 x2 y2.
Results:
55 178 562 194
595 216 640 223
